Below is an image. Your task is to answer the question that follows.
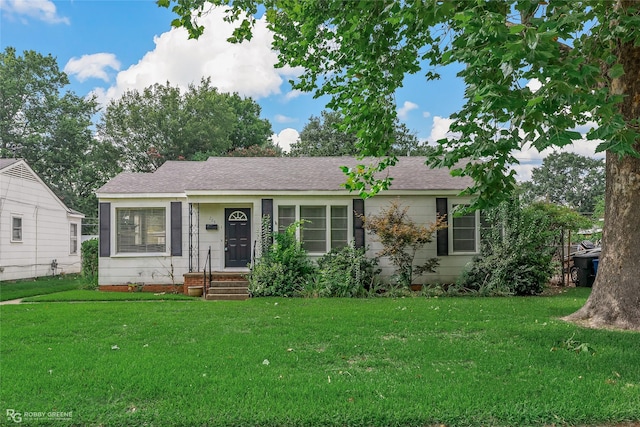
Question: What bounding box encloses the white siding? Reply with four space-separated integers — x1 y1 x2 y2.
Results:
0 162 82 281
98 193 475 286
98 198 189 286
364 195 474 284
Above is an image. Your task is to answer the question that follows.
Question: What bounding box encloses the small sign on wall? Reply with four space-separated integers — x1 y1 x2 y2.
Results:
205 224 218 230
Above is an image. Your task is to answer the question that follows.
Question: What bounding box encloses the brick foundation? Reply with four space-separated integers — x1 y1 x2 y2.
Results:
183 273 207 295
99 284 183 294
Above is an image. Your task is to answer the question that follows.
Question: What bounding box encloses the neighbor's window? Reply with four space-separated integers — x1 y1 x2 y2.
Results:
451 204 478 253
277 205 296 231
330 206 348 250
70 223 78 255
11 216 22 242
300 205 326 252
116 208 166 253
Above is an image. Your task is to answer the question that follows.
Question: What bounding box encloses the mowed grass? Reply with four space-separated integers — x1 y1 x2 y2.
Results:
23 290 194 302
1 288 639 427
0 275 84 301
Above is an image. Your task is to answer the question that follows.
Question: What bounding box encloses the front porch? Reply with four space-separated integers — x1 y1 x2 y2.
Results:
183 271 250 301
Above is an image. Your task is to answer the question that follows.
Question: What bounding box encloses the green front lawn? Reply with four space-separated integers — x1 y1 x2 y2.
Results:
0 275 84 301
24 290 194 302
1 288 639 426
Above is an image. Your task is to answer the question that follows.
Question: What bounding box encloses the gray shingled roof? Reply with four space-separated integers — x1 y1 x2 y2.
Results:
0 158 20 170
97 157 472 195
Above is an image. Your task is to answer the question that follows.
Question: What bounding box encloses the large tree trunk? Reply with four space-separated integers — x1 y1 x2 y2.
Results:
563 3 640 330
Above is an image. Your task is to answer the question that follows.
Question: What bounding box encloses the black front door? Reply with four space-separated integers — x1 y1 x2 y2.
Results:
225 208 251 268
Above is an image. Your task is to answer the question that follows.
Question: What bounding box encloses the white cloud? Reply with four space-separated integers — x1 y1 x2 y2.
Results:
1 0 69 24
284 89 304 101
426 116 455 143
94 6 301 105
271 128 299 153
397 101 419 120
64 53 121 83
422 111 431 119
526 78 542 93
274 114 297 124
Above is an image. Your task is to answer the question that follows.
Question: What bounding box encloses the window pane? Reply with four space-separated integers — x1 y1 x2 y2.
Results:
301 205 326 252
453 238 476 252
70 224 78 254
452 205 476 253
12 217 22 241
278 206 295 231
117 208 166 253
331 206 348 250
453 229 475 240
453 216 475 228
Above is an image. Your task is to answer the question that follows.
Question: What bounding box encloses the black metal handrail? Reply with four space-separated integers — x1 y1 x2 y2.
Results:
203 246 212 296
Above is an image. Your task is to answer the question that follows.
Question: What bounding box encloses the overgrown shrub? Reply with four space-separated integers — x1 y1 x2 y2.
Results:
314 244 381 297
457 199 556 296
248 220 316 297
81 238 99 289
362 200 446 288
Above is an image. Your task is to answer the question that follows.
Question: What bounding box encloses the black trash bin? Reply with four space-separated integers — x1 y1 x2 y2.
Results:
573 251 600 287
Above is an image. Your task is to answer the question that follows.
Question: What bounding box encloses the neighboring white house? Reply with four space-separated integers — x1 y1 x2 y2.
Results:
96 157 479 290
0 159 84 281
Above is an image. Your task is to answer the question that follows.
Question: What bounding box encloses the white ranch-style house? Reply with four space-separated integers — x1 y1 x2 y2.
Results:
96 157 478 294
0 159 84 281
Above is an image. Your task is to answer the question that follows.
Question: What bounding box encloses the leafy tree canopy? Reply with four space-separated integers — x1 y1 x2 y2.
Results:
98 78 275 172
520 152 605 214
159 0 639 203
290 110 433 157
0 47 118 216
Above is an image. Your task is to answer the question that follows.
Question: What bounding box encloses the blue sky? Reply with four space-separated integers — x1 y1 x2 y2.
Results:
1 0 602 180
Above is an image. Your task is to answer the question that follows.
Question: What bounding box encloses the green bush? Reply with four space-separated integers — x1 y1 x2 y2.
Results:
314 244 381 297
457 199 556 296
248 220 316 297
81 238 99 289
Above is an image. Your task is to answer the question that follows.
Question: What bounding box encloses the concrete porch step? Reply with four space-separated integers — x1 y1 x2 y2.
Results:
205 272 249 300
205 293 249 301
208 286 248 295
210 280 249 288
209 271 249 281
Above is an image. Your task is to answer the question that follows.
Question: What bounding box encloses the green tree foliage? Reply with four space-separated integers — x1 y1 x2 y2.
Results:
226 91 274 151
249 220 316 297
458 199 557 296
290 110 357 157
0 47 119 216
226 144 282 157
161 0 640 330
520 152 605 214
527 202 594 234
362 200 446 288
98 78 274 172
290 110 431 157
81 239 99 288
314 244 380 297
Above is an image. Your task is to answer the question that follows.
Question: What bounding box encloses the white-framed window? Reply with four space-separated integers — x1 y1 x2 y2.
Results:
116 207 166 254
300 205 327 252
277 204 349 253
70 223 79 255
277 205 296 232
449 203 479 254
11 216 22 242
330 206 348 250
